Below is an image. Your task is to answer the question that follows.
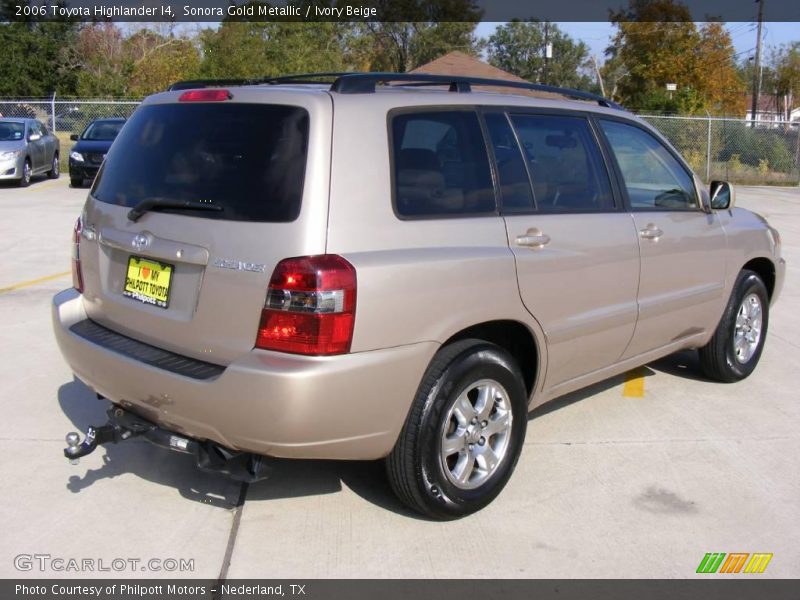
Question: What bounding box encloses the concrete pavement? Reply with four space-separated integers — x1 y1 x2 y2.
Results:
0 177 797 579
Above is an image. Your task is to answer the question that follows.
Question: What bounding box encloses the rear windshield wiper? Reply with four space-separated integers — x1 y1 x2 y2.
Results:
127 197 223 222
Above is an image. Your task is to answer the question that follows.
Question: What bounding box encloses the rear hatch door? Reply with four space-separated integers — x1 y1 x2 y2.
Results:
78 88 332 365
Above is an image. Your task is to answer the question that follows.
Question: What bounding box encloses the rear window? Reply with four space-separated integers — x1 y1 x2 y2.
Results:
391 110 495 218
92 103 309 222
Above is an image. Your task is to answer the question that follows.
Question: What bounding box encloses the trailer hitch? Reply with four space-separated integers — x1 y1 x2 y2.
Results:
63 406 271 483
64 408 155 464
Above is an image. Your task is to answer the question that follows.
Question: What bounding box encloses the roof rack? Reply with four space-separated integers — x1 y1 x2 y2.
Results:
330 73 624 109
167 72 624 110
168 73 359 91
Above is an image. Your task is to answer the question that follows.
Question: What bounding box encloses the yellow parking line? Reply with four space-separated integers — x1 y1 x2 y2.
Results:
623 369 646 398
0 271 70 294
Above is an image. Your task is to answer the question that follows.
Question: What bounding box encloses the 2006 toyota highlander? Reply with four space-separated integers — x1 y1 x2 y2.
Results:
52 73 785 519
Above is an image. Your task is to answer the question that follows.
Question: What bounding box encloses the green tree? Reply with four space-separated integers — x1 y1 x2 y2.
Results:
73 23 130 97
485 20 593 89
126 28 201 96
199 21 350 78
772 42 800 120
0 0 80 96
606 0 745 114
352 22 480 72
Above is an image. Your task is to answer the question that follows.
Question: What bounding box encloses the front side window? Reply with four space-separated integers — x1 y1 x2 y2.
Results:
599 120 697 210
509 114 614 212
392 110 495 217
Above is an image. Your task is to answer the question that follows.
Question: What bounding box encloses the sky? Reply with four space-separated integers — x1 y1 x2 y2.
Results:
475 21 799 63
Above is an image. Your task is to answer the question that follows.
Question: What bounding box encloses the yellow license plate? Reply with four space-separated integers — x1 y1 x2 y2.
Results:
123 256 174 308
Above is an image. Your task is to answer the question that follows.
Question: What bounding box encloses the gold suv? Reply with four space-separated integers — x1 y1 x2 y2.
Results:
53 73 785 519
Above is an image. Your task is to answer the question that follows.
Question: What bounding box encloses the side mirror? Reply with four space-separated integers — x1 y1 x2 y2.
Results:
70 134 79 141
28 133 42 142
710 180 735 210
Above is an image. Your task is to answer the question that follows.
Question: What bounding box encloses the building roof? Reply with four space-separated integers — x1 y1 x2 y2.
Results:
409 51 561 100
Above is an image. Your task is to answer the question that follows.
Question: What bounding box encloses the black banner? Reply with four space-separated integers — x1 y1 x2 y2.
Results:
3 0 800 23
3 580 800 600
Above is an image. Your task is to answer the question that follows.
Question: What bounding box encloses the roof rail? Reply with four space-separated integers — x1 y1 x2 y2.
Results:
330 73 624 110
168 73 357 91
168 72 624 110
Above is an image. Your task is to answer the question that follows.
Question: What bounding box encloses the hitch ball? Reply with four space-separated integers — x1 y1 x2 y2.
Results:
65 432 81 465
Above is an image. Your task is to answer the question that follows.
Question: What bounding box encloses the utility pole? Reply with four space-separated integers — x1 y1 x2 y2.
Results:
543 21 550 86
750 0 765 127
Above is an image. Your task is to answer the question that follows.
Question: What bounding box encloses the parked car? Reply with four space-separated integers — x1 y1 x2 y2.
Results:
0 118 60 187
69 118 126 187
53 74 785 519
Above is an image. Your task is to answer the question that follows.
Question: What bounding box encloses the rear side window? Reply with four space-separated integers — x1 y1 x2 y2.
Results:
391 111 495 217
510 114 614 212
484 113 535 212
599 120 697 210
92 103 309 222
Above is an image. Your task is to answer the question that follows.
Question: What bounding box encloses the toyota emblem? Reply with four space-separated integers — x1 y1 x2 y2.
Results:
132 234 149 251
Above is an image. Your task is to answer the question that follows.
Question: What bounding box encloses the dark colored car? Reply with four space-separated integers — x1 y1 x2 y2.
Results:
69 118 126 187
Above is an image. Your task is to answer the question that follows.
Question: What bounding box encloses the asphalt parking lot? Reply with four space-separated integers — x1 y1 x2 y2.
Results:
0 176 797 579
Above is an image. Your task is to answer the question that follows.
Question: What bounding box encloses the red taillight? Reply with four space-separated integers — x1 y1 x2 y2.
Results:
71 217 83 293
255 255 357 356
178 89 232 102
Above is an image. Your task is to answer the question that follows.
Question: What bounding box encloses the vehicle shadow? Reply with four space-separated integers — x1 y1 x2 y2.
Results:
58 378 243 509
0 175 48 189
647 349 709 383
58 351 708 518
57 377 421 518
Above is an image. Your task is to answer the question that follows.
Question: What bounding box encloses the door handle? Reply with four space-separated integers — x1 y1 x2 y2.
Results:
516 229 551 248
639 224 663 241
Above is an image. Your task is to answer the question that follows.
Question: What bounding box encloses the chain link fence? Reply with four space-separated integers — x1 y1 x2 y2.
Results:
641 114 800 186
1 97 798 186
0 98 141 134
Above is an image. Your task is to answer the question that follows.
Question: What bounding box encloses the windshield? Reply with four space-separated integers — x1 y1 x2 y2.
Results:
0 122 25 142
81 121 124 141
92 103 309 222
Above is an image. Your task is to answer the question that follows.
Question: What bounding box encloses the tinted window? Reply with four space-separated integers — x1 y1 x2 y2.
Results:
600 120 697 210
510 114 614 212
82 120 124 141
0 122 24 141
484 113 535 212
392 111 495 217
92 103 309 222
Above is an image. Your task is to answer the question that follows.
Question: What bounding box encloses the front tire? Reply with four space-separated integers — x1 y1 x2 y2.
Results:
70 177 82 188
386 339 528 520
18 159 31 187
699 270 769 382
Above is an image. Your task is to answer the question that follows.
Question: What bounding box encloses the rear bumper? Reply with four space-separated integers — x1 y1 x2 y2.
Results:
52 288 436 460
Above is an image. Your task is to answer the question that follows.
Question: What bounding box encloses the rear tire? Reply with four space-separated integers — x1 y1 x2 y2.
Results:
18 159 31 187
48 153 60 179
699 270 769 382
386 339 528 520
